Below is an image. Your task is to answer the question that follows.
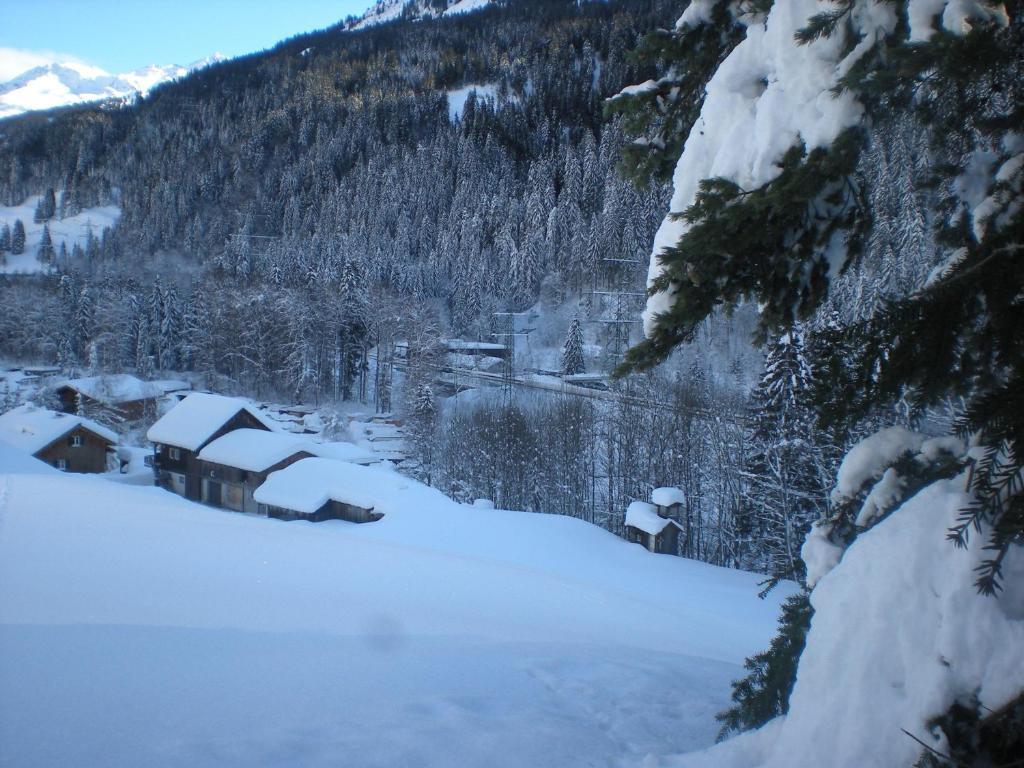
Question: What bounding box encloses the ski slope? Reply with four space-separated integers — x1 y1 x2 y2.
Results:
0 458 793 767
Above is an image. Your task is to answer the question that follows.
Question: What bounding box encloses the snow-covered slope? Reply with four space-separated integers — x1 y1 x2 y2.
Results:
350 0 495 29
0 194 120 274
0 466 792 767
658 474 1024 768
0 55 224 119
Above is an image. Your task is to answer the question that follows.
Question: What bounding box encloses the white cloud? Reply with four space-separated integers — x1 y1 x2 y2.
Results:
0 48 107 81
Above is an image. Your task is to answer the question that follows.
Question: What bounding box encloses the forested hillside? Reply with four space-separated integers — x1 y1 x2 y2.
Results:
0 0 780 570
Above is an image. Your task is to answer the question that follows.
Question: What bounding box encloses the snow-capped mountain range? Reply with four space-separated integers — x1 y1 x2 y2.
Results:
0 55 225 119
349 0 494 30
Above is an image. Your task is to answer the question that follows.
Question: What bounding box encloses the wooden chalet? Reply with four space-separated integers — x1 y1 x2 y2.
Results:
195 429 314 514
253 457 384 523
55 374 189 425
147 392 274 500
624 500 684 555
0 404 117 473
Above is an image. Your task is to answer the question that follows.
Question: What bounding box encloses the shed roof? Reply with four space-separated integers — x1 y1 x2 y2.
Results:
651 487 686 507
254 457 380 514
146 393 274 451
198 429 312 473
0 405 118 456
625 500 682 536
306 441 379 466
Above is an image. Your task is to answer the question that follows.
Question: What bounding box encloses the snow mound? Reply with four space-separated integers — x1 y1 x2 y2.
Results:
661 475 1024 767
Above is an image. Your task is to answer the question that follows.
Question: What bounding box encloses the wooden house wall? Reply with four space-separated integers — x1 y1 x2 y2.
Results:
153 408 272 501
264 499 381 524
35 426 112 473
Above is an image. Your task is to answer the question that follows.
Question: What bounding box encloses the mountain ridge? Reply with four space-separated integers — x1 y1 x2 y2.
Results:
0 54 226 119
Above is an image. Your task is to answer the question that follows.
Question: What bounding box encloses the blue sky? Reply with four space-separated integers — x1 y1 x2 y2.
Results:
0 0 370 75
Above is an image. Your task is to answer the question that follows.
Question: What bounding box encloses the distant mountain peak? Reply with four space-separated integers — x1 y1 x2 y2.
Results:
0 55 224 120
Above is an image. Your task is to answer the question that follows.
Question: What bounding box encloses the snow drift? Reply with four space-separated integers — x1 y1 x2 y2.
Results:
0 464 791 767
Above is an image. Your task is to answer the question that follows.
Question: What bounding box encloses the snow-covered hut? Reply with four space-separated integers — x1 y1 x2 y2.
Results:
195 429 315 513
146 392 274 500
253 458 384 523
54 374 188 424
0 404 117 473
624 500 683 555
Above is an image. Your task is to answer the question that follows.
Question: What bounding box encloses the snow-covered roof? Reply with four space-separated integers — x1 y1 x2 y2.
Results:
306 441 379 466
0 404 117 455
651 487 685 507
57 374 165 404
198 429 313 473
146 392 275 451
254 457 380 515
625 500 681 536
442 339 507 352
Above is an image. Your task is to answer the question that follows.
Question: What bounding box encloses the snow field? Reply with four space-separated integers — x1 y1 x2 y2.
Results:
0 466 794 767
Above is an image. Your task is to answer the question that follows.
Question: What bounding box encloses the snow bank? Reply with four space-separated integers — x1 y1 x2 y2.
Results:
0 439 58 474
660 475 1024 767
0 468 794 766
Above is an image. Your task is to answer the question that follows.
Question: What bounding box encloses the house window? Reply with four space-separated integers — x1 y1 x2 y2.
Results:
71 434 82 448
168 447 181 461
56 459 68 470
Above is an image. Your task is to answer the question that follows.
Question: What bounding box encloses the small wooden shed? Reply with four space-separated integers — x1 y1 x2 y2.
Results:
254 457 384 523
55 374 186 425
624 500 683 555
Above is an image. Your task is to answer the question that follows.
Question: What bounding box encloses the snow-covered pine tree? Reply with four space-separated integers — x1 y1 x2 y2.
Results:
36 225 55 265
11 220 25 255
737 329 832 581
562 317 585 375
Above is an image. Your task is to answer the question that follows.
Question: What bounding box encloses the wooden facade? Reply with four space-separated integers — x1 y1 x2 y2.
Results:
152 409 271 501
625 523 680 555
199 451 313 514
260 498 383 524
34 424 114 473
55 386 156 425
